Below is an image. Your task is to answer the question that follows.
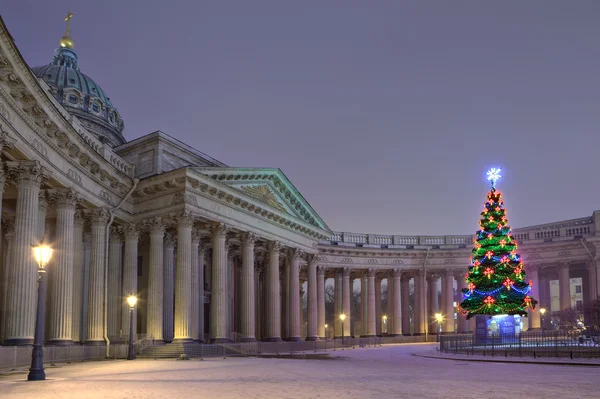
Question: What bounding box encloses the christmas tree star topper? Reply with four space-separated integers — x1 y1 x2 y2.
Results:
486 167 502 188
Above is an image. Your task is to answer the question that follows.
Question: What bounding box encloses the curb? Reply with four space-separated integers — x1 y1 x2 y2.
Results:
412 352 600 367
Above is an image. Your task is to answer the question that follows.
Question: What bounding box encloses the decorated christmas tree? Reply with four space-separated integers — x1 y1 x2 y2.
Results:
458 168 538 319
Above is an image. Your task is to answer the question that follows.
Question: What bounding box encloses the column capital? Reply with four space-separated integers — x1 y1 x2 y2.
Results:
317 265 326 277
240 231 257 246
192 230 202 245
109 225 123 242
88 208 110 226
144 216 165 234
48 188 79 209
174 210 195 227
0 165 6 189
342 267 351 277
209 222 228 238
267 240 281 254
288 247 302 260
123 222 139 239
164 232 176 248
74 209 86 228
6 160 49 186
305 253 318 266
393 268 402 278
367 268 376 278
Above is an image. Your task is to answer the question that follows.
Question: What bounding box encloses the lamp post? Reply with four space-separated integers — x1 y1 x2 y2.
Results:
540 308 546 335
382 315 387 335
127 295 137 360
435 313 443 342
340 313 346 345
28 243 53 381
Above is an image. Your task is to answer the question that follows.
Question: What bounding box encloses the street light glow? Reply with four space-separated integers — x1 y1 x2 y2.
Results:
339 313 346 321
32 244 53 270
539 308 546 315
127 295 137 309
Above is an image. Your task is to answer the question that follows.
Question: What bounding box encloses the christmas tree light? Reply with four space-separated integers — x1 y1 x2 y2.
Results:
458 167 538 319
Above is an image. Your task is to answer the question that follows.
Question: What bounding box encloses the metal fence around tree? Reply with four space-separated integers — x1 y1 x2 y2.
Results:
440 331 600 359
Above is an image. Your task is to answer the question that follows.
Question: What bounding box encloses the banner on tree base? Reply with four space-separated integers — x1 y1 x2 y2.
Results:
474 314 521 345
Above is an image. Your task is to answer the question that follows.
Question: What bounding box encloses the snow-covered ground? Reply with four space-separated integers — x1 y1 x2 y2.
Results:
1 343 598 399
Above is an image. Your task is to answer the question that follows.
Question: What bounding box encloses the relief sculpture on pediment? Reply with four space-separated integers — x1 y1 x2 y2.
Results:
240 185 287 213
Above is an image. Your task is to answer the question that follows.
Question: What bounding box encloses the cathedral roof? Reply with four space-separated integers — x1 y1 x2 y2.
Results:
30 15 125 147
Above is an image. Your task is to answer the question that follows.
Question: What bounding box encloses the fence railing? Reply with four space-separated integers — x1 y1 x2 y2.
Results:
440 331 600 359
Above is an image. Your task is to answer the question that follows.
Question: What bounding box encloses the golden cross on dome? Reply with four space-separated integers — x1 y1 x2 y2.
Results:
64 11 74 37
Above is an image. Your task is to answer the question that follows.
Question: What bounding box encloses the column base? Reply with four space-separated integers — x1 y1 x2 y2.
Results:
262 337 282 342
47 339 73 346
403 333 412 336
525 327 542 332
84 340 105 346
386 334 401 337
318 336 326 340
3 338 34 346
172 338 193 343
285 337 302 342
305 336 319 341
210 338 232 344
412 333 424 336
360 335 377 338
239 337 257 342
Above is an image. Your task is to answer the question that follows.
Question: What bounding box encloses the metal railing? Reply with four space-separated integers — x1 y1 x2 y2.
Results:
440 331 600 359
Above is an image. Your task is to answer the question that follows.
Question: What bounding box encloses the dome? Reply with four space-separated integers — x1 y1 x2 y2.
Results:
32 46 125 147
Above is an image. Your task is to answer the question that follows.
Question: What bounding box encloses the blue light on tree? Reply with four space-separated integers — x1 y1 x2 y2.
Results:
486 167 502 188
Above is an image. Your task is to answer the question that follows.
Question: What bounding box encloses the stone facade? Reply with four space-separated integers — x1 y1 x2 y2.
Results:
0 16 599 348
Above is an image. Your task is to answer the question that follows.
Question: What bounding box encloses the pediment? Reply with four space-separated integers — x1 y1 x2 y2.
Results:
193 167 330 232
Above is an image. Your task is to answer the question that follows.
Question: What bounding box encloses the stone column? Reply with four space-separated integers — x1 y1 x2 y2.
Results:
317 266 326 339
392 269 402 336
254 262 263 340
37 191 48 242
122 223 139 339
559 263 571 311
428 274 439 320
163 233 175 343
240 232 256 341
264 241 282 341
4 161 47 345
387 275 393 334
366 268 376 337
281 260 289 340
306 255 318 341
454 271 469 332
146 217 164 341
106 227 122 338
191 231 201 342
334 269 343 337
210 223 229 343
342 267 351 337
197 243 206 342
414 270 428 335
442 270 455 333
401 273 410 335
287 249 302 341
1 218 14 338
173 212 193 342
361 273 367 336
86 208 109 344
47 189 78 344
375 277 382 336
71 212 85 342
587 261 598 302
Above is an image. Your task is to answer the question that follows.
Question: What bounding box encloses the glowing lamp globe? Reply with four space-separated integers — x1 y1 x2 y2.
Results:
32 245 53 270
127 295 138 308
339 313 346 321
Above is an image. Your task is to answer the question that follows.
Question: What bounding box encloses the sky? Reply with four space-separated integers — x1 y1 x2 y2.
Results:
2 1 600 236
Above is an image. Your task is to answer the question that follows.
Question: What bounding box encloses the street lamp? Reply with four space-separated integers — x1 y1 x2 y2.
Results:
382 315 388 334
325 324 328 339
540 308 546 333
127 295 137 360
340 313 346 344
435 313 443 342
28 242 53 381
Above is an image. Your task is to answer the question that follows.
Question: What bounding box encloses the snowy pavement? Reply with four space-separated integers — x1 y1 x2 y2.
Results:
1 343 599 399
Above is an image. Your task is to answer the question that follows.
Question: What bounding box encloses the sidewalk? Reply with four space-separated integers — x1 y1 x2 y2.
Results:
413 348 600 367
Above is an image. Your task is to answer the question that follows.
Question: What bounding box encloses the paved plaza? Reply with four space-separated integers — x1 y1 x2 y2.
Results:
1 343 598 399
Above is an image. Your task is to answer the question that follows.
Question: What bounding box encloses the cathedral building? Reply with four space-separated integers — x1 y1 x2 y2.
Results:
0 15 598 348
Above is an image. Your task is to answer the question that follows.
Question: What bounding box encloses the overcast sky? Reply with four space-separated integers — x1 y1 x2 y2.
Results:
3 1 600 236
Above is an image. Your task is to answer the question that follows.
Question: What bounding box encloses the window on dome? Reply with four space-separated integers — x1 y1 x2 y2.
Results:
68 95 78 104
109 113 115 123
91 103 100 112
69 79 75 83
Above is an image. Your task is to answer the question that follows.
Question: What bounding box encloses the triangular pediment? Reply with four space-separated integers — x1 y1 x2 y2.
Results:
192 167 330 232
